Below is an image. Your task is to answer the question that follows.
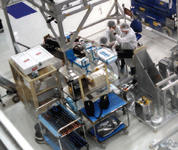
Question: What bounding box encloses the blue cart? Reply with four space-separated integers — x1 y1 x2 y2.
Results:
131 0 177 36
80 92 130 149
38 103 88 150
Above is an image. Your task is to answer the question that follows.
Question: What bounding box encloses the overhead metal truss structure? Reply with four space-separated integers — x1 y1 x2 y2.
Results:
1 0 125 66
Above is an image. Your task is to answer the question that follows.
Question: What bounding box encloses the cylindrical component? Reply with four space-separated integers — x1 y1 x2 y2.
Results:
0 18 4 32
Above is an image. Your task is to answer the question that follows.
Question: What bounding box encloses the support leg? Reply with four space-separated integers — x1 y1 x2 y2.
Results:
0 95 5 107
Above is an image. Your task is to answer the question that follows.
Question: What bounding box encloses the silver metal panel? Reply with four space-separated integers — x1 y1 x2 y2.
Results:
134 47 163 101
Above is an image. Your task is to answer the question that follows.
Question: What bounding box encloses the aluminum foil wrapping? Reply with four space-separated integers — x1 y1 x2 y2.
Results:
96 117 123 137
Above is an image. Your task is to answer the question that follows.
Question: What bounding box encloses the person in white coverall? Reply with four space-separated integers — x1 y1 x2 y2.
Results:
114 23 137 75
99 37 119 77
106 20 121 43
106 21 125 73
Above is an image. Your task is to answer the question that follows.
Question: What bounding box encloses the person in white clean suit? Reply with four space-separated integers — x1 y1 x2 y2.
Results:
106 21 125 73
99 37 119 77
115 23 137 75
106 20 121 43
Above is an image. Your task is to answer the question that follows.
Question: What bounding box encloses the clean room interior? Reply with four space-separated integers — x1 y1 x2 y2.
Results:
1 0 178 150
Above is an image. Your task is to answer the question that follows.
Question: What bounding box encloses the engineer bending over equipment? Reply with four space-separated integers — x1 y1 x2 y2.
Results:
114 23 137 75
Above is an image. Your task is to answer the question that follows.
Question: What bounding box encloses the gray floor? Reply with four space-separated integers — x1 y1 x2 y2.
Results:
1 0 178 150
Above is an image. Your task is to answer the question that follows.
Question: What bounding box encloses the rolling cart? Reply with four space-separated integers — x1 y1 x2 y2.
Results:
80 92 130 149
0 75 20 107
58 49 128 148
58 63 118 114
36 100 89 150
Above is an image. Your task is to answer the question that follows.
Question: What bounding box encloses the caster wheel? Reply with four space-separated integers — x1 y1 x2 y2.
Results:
0 99 5 107
123 111 126 115
133 14 141 21
122 108 126 115
0 29 4 33
149 145 153 149
79 130 84 136
86 144 90 150
12 95 20 103
6 90 14 95
35 130 45 144
124 129 129 135
137 41 143 47
161 26 172 37
101 143 106 149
